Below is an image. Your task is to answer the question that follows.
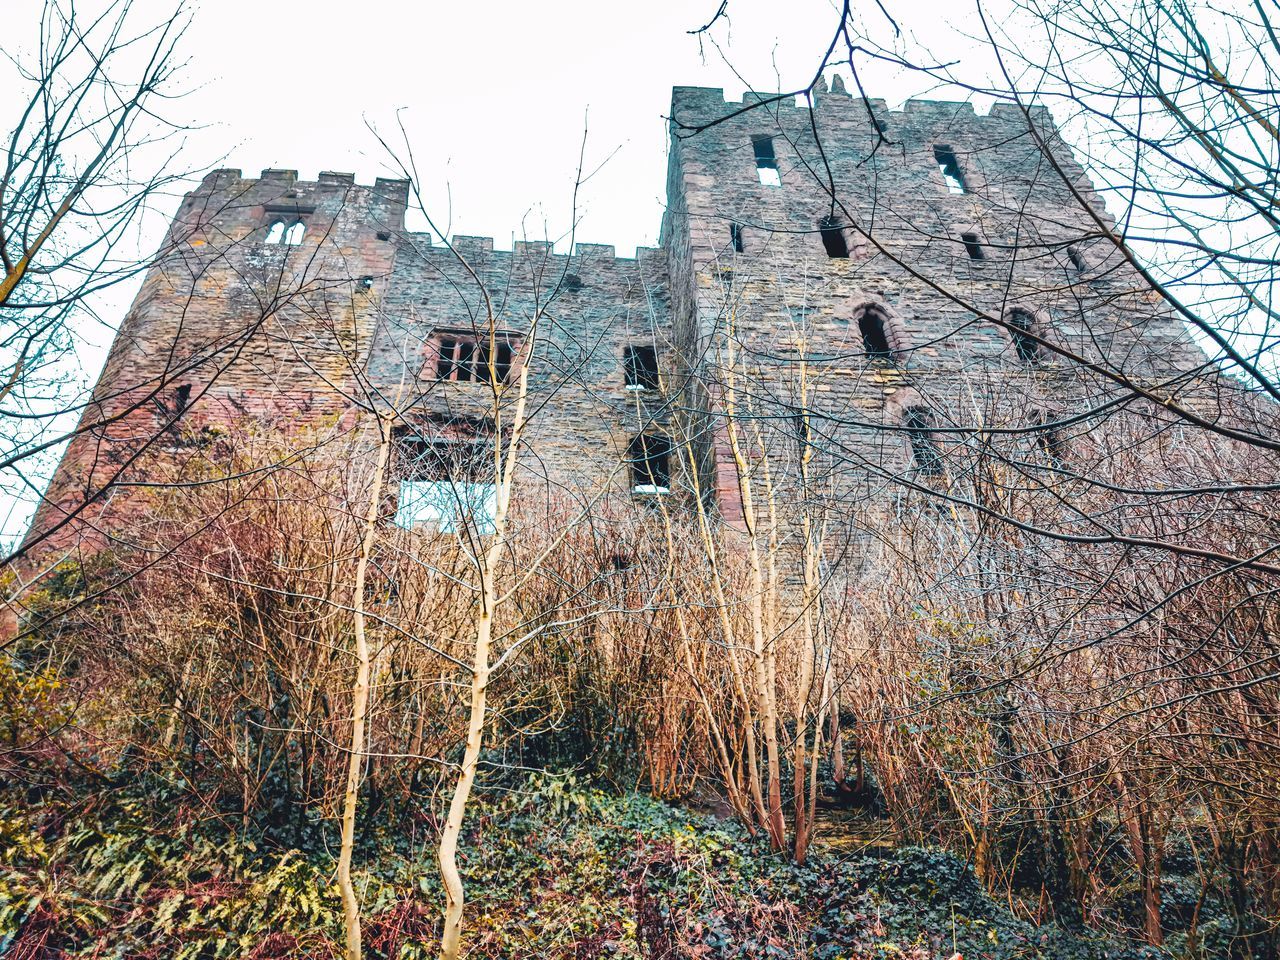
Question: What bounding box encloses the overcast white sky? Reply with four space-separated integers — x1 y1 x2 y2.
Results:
1 0 984 547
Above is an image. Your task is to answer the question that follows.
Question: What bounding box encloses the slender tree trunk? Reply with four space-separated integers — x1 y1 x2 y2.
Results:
338 415 392 960
438 565 496 959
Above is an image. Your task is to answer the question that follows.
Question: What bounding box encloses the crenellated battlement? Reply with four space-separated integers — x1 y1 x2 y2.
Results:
670 82 1054 131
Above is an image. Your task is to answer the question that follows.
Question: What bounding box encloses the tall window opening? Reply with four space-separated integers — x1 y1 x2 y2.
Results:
174 384 191 414
393 429 497 534
752 136 781 186
730 222 746 253
1008 309 1042 364
905 407 944 476
819 216 850 258
859 310 893 361
264 220 286 244
624 344 660 391
961 233 985 260
628 433 672 493
1067 246 1088 274
934 146 968 194
283 220 306 245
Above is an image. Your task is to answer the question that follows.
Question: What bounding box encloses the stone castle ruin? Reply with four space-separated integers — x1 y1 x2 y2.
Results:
24 81 1203 549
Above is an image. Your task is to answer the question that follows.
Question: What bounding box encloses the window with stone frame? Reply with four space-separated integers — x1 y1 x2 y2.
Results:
393 421 497 534
858 307 894 361
262 204 313 245
432 331 520 384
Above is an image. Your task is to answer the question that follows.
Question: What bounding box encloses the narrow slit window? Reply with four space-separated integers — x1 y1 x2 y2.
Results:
495 343 514 383
264 220 286 244
905 407 944 477
1008 309 1041 364
628 433 672 493
934 146 968 194
819 217 849 259
284 220 306 245
1067 246 1087 274
455 341 476 381
731 222 745 253
624 345 660 391
859 311 892 361
436 339 457 379
752 136 781 186
961 232 985 260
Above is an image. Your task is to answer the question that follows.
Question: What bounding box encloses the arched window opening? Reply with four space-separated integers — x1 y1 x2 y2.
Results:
859 310 893 361
264 220 286 244
905 407 944 477
283 220 306 245
1067 246 1088 275
1008 309 1041 364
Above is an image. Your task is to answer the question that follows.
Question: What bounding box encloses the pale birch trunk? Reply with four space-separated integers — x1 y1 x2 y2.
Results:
338 415 392 960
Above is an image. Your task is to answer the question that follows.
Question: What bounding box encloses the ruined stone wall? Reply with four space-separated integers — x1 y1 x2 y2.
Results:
660 83 1212 524
25 169 409 551
22 82 1215 557
366 234 673 508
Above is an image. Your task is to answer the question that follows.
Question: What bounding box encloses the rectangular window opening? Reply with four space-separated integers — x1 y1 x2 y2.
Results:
859 314 893 361
174 384 192 413
934 146 968 194
1067 246 1087 274
624 344 660 391
436 339 457 379
961 232 985 260
905 407 944 477
629 433 672 493
752 136 781 186
394 433 496 534
819 217 849 259
455 341 476 381
495 343 514 383
731 222 745 253
434 334 519 384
